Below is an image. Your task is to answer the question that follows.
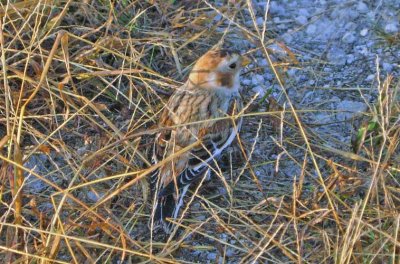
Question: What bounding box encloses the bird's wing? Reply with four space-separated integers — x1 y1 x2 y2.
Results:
150 95 243 198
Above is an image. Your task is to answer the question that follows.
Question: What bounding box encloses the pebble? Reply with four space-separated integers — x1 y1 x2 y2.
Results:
327 47 346 65
354 45 369 56
365 74 375 81
298 8 310 17
226 248 235 257
192 202 201 210
382 62 393 73
346 10 360 20
367 11 376 20
24 155 49 193
273 17 280 23
265 73 274 80
336 101 367 121
346 54 355 64
287 68 297 77
213 14 222 22
259 58 268 67
207 253 217 260
357 2 369 13
269 2 285 16
306 24 317 35
218 187 227 195
252 86 266 97
384 23 399 34
196 215 206 221
242 79 251 86
252 74 264 86
342 32 356 43
295 15 308 25
282 33 293 43
344 22 357 31
87 191 102 202
360 28 368 36
256 17 264 26
315 19 335 41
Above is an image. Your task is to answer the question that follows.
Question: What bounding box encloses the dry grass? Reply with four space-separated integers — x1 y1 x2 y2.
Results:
0 0 399 263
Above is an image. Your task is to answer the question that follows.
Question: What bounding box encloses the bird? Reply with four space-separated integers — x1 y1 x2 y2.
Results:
150 49 249 233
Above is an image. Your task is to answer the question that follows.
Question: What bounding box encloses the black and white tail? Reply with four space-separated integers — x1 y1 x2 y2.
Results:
152 185 189 233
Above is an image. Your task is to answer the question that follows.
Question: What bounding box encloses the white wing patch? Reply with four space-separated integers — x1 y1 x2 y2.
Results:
193 117 242 172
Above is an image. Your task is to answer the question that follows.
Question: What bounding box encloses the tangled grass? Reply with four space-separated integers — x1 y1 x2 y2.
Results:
0 0 399 263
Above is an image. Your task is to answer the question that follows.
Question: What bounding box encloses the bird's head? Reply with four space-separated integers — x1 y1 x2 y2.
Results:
187 49 250 93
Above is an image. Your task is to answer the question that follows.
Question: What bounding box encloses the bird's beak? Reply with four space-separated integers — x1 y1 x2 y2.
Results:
241 56 251 67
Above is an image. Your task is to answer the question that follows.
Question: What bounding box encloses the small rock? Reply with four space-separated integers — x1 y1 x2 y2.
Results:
344 22 357 31
342 32 356 43
336 101 367 121
333 8 359 20
218 187 227 195
252 74 264 86
295 15 308 25
282 33 293 43
24 155 49 193
220 233 228 240
315 19 335 41
314 112 332 124
207 253 217 260
196 215 206 221
346 54 355 64
269 2 285 16
382 62 393 73
367 11 376 20
268 43 286 54
213 14 222 22
347 10 360 20
192 202 201 210
264 73 274 80
287 68 297 77
256 17 264 26
385 23 399 34
252 86 266 97
259 59 268 67
360 28 368 36
354 45 369 56
365 74 375 81
242 78 251 86
77 146 88 156
277 24 288 30
298 8 310 17
356 2 369 13
306 24 317 35
226 248 235 257
303 54 312 60
87 191 102 202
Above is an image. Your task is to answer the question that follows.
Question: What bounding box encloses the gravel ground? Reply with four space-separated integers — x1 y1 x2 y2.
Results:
233 0 399 189
15 0 399 262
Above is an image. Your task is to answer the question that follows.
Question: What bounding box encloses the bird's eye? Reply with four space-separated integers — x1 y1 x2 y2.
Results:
229 63 237 69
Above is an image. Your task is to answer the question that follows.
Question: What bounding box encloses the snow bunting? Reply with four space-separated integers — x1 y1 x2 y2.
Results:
150 49 249 233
